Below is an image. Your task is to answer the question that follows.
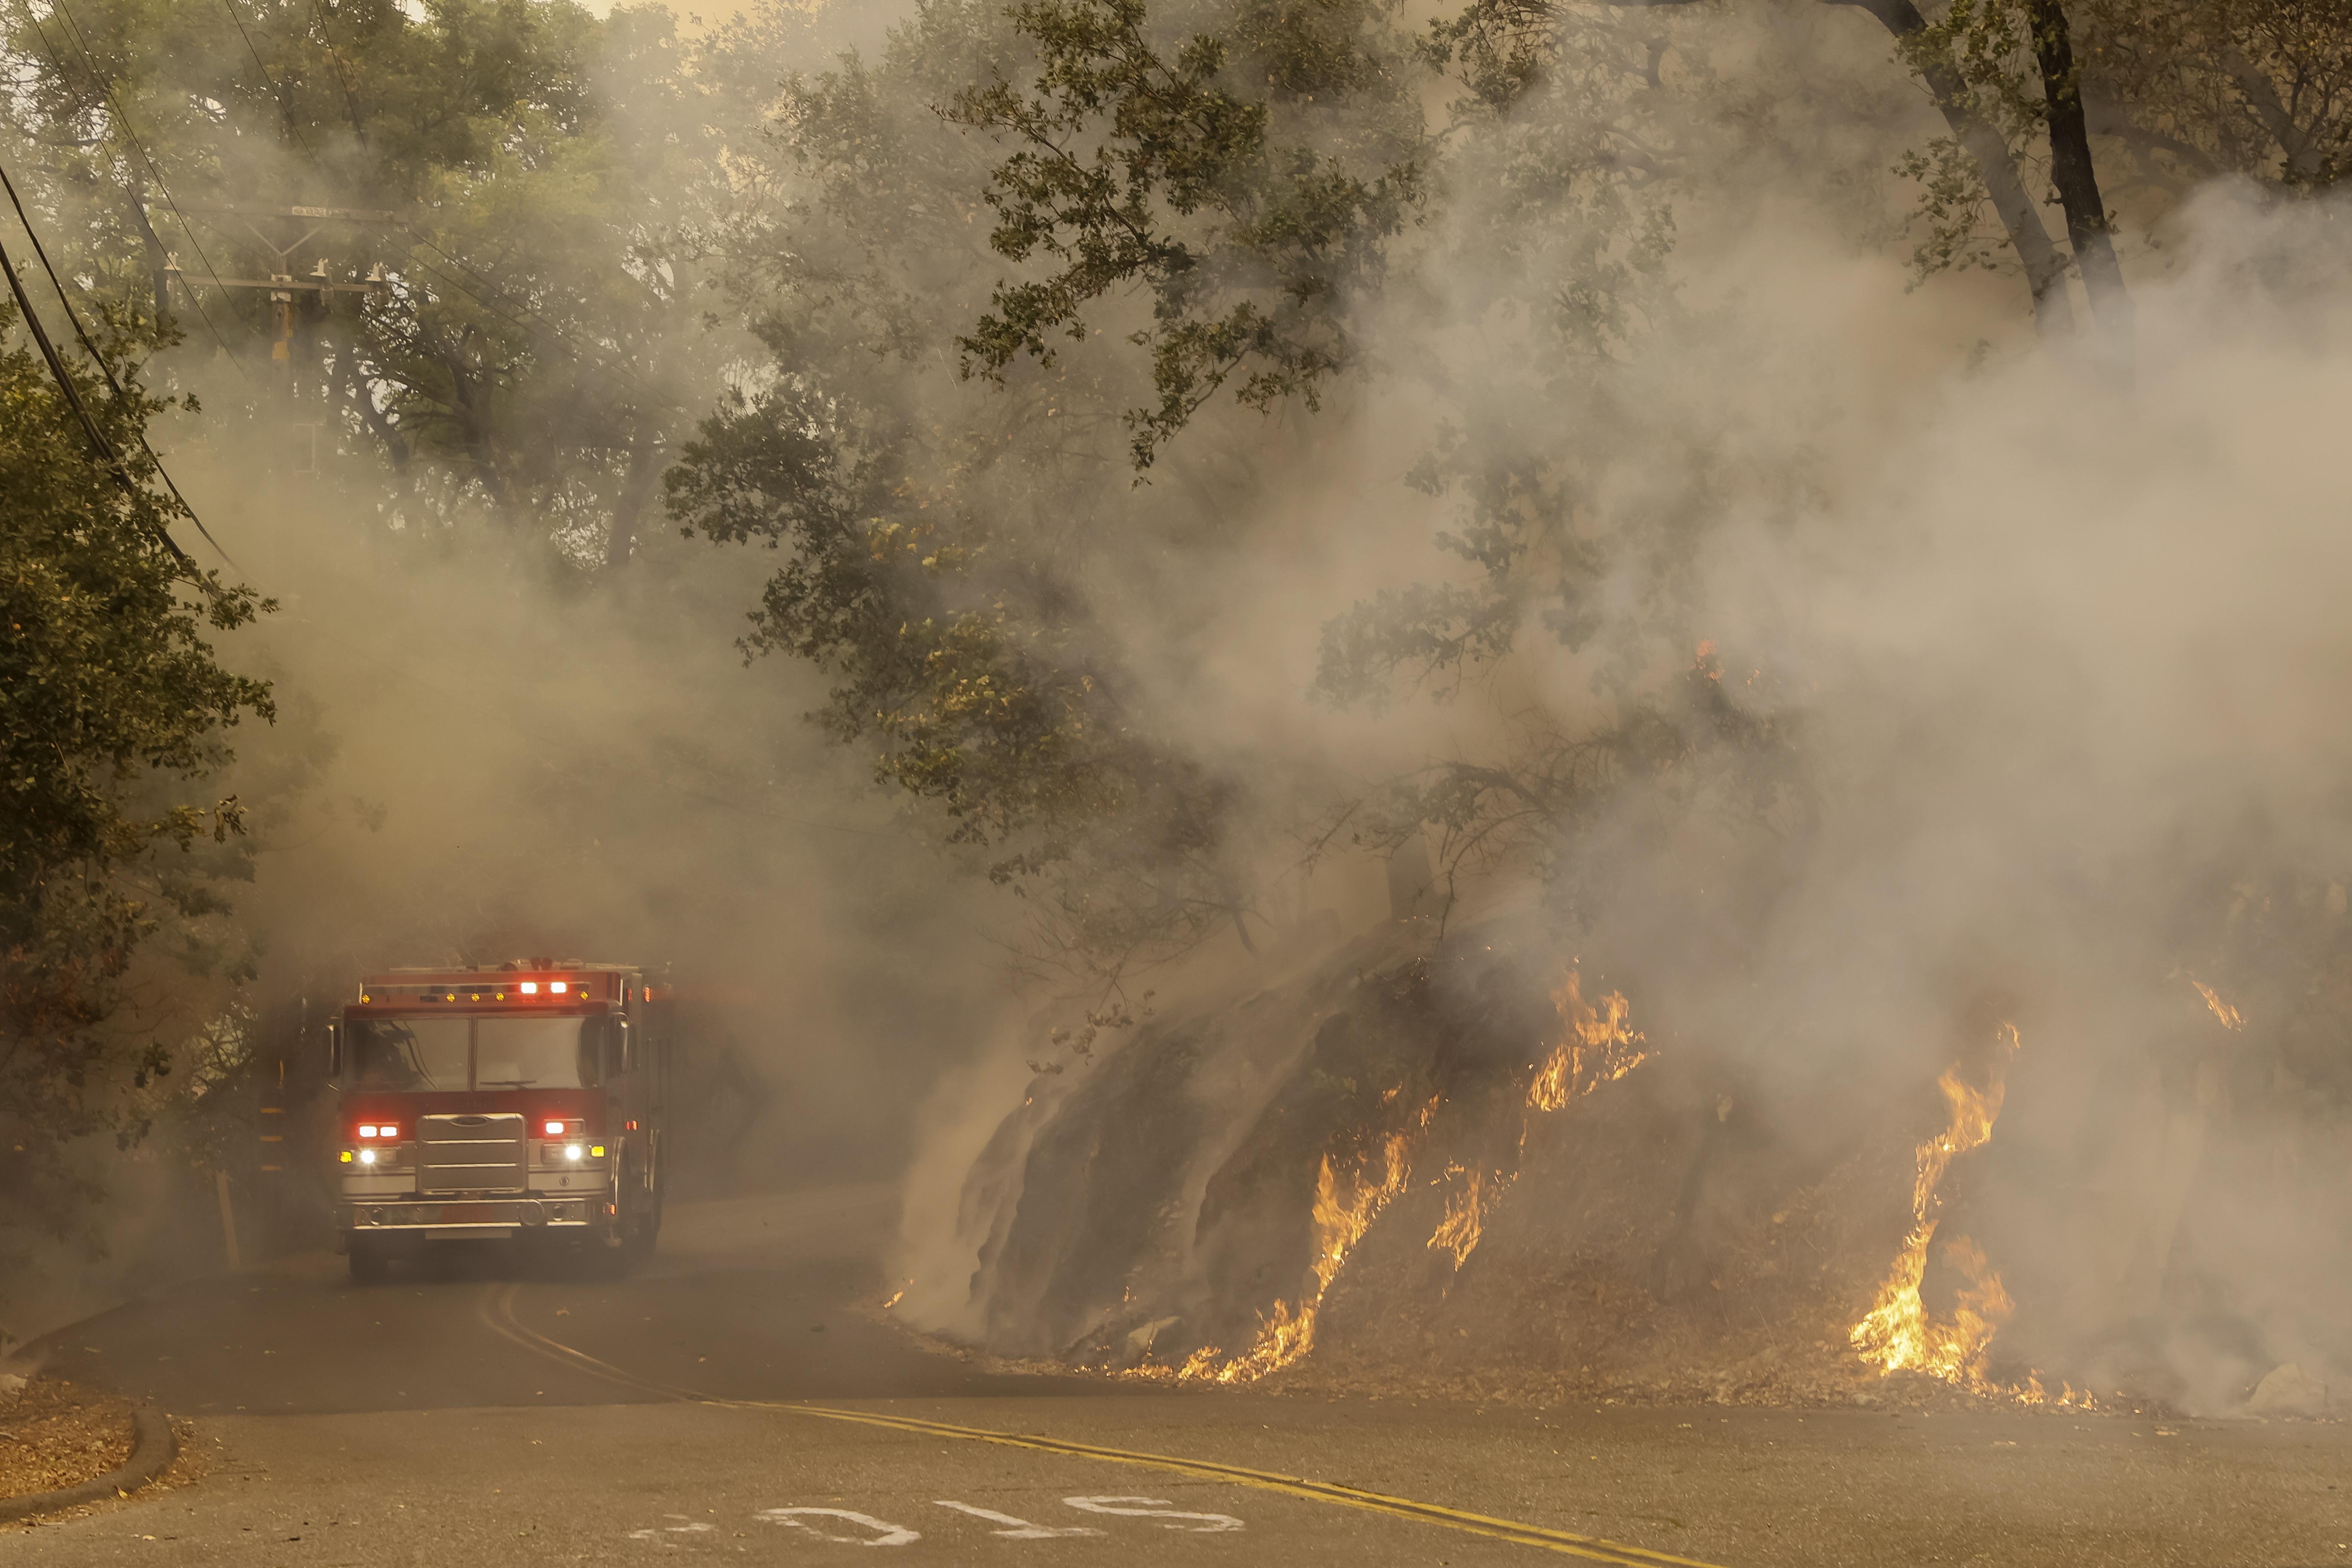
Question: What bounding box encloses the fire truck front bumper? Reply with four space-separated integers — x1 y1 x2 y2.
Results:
337 1197 609 1241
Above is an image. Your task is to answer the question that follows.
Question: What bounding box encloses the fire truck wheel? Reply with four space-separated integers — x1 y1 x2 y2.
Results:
348 1240 393 1286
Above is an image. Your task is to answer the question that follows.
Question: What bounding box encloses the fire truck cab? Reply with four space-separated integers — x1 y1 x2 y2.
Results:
326 962 671 1284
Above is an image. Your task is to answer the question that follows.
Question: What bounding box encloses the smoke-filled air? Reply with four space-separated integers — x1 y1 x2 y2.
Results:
6 0 2352 1446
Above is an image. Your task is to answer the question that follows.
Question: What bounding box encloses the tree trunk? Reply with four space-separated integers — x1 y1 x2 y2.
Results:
2218 48 2324 183
344 371 410 469
1831 0 2077 338
2024 0 2133 360
439 352 512 513
604 437 665 570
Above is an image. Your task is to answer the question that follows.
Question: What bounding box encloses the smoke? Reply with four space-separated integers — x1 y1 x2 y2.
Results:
894 6 2352 1408
1672 181 2352 1406
9 399 1009 1344
205 448 1022 1171
12 0 2346 1412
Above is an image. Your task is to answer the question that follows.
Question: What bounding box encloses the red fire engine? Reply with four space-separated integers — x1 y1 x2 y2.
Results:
326 962 671 1283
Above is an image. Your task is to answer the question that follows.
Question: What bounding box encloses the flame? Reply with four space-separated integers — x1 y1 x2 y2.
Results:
1531 971 1649 1111
880 1287 906 1311
1847 1024 2089 1405
1849 1029 2016 1384
2191 980 2243 1031
1182 1116 1421 1384
1428 1162 1503 1269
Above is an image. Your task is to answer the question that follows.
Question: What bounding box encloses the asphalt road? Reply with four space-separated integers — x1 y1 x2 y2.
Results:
8 1188 2350 1567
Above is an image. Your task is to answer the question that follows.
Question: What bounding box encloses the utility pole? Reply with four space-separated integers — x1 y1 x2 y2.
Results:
156 202 402 476
161 202 399 393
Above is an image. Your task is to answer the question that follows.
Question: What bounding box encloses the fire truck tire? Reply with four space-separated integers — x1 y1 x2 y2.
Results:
349 1239 393 1285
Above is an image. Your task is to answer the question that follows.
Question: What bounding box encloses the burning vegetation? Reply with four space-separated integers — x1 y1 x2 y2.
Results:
1530 974 1651 1114
1844 1024 2050 1399
928 919 2333 1418
1427 1163 1496 1270
1176 1119 1422 1383
1132 965 1648 1384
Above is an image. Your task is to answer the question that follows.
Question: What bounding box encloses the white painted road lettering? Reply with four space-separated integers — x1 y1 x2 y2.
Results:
932 1500 1103 1538
757 1508 922 1546
638 1497 1246 1548
1063 1495 1246 1532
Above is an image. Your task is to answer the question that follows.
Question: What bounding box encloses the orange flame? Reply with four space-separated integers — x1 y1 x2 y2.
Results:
1180 1103 1428 1384
1428 1163 1499 1269
1849 1029 2016 1385
1531 971 1649 1111
1847 1025 2090 1405
2191 980 2243 1031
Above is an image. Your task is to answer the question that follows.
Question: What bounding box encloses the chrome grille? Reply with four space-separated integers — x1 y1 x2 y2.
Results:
418 1112 527 1194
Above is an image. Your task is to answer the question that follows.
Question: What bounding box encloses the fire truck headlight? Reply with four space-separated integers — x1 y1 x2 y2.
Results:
564 1144 584 1161
358 1148 378 1166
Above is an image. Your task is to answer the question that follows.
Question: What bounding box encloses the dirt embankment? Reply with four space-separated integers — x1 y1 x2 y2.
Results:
945 924 1928 1403
936 920 2349 1416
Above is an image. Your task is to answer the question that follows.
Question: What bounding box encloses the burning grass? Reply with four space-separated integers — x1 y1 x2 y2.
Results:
1173 1110 1427 1383
1427 1164 1500 1269
1529 972 1649 1113
954 937 2250 1414
1842 1023 2109 1409
1847 1028 2019 1385
1156 966 1659 1385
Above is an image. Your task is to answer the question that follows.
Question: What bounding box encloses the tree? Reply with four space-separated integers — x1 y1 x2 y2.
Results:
666 0 1324 993
2079 0 2352 191
2 0 731 567
0 300 272 1263
948 0 1424 469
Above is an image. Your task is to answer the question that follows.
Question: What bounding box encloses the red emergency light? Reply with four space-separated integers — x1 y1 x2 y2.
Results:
357 966 626 1006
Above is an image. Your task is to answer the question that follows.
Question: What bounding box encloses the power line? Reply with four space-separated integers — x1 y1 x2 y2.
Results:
0 225 198 572
303 0 370 150
218 0 321 162
57 0 678 418
0 154 236 565
203 0 678 421
27 1 252 381
35 0 686 472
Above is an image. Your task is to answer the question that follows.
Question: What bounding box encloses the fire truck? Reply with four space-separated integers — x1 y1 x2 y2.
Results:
325 962 671 1284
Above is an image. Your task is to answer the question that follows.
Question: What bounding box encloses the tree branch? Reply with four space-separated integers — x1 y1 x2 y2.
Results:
1825 0 2076 337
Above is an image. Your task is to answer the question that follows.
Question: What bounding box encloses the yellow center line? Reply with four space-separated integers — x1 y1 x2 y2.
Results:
478 1284 1730 1568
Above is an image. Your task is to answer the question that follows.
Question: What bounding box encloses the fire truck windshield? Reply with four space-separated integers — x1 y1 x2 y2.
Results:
349 1017 471 1090
474 1016 603 1088
348 1015 605 1090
